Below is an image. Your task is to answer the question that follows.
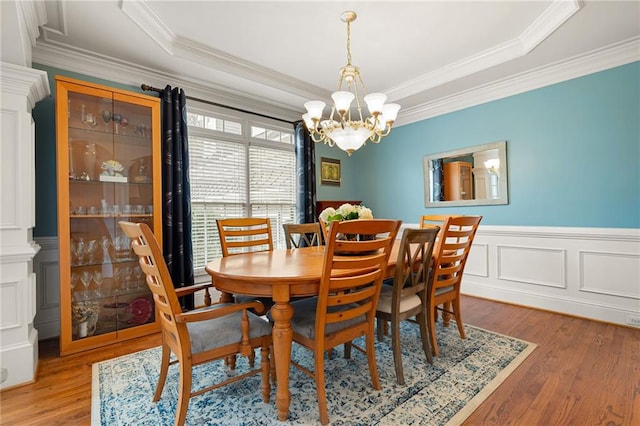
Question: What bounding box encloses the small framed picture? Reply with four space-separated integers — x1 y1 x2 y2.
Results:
320 157 341 186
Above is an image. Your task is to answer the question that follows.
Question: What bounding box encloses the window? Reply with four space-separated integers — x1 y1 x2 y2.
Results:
187 104 296 280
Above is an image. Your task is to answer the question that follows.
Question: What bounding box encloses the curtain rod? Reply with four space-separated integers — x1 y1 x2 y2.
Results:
140 84 295 125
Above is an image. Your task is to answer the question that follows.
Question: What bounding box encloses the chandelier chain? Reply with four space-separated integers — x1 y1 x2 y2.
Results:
346 19 352 66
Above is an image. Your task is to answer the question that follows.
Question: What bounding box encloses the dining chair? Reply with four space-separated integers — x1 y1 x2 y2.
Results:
375 226 439 385
427 215 482 356
119 221 272 426
281 218 401 425
283 222 323 248
216 217 274 257
420 214 460 325
215 217 275 306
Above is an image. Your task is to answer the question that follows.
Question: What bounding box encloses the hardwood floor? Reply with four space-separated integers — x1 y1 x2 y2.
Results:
1 295 638 425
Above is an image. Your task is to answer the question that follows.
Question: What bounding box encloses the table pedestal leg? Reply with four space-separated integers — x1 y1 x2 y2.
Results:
270 292 293 421
219 290 234 304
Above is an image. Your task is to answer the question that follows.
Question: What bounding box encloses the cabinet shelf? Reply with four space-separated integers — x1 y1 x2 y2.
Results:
71 214 153 218
56 75 161 355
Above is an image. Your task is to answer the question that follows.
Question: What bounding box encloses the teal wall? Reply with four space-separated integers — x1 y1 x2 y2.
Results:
338 62 639 228
32 64 146 237
32 62 640 236
315 142 364 202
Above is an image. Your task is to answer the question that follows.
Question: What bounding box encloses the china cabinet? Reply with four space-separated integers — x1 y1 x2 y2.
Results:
444 161 472 201
55 76 161 355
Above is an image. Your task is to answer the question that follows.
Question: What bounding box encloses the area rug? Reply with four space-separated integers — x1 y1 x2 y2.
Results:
92 321 535 425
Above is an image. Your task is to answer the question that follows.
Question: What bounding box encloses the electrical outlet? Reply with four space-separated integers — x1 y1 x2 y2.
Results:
627 315 640 327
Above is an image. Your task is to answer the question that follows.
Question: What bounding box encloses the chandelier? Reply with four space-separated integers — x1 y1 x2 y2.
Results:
302 11 401 156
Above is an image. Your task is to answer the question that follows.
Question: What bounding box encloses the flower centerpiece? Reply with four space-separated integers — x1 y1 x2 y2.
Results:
319 203 373 223
319 203 374 242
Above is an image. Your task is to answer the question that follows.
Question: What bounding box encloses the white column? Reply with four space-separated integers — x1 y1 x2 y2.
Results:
0 62 50 390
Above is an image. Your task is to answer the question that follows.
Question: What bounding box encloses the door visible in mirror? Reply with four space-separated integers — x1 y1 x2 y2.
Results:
423 141 508 207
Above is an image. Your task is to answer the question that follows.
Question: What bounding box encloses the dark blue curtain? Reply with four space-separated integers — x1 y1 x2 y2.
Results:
433 159 445 201
294 121 317 223
161 86 194 310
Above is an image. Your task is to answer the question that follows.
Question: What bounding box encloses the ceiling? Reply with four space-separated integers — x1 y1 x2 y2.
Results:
32 0 640 124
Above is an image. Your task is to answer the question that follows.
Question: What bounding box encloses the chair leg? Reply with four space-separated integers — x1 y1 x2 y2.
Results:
260 346 271 403
391 319 405 385
227 354 237 370
376 317 384 341
343 342 351 359
175 360 192 426
366 328 381 390
428 303 440 357
417 311 433 364
452 297 466 339
248 350 256 368
153 343 171 402
314 347 329 425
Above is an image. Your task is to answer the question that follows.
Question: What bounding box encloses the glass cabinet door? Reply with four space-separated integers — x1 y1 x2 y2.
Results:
57 76 160 354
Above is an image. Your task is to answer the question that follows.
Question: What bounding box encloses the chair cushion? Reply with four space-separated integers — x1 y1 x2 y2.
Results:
268 297 364 340
187 304 272 354
376 285 422 314
435 286 455 296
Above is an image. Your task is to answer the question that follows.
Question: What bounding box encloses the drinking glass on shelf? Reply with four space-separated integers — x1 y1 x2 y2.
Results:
75 238 87 266
87 239 99 264
134 266 144 290
71 272 80 292
123 266 133 290
112 267 122 293
70 240 77 266
80 270 92 300
100 236 112 262
114 236 131 260
93 272 104 297
81 105 97 128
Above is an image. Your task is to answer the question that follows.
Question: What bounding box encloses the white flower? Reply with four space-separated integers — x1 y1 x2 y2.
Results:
319 204 374 223
337 203 356 216
358 206 373 219
319 207 336 222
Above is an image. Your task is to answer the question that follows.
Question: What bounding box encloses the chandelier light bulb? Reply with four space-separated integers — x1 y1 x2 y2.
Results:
302 113 314 129
363 93 387 115
381 103 401 122
331 91 355 115
304 101 326 121
301 11 400 155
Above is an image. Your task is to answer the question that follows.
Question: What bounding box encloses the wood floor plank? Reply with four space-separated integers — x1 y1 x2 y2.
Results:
1 296 637 425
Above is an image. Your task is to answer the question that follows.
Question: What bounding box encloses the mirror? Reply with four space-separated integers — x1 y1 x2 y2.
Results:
423 140 508 207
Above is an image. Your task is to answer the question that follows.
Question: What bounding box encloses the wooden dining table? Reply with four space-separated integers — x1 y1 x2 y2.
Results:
205 242 403 421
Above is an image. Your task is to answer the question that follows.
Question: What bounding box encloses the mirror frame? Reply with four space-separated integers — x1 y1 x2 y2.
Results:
423 140 508 207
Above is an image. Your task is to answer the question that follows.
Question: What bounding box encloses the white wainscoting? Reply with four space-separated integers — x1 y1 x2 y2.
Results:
462 225 640 328
34 225 640 340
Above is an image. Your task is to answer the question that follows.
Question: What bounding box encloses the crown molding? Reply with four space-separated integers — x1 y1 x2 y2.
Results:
397 37 640 126
519 0 582 53
16 0 47 48
120 0 326 101
120 0 174 54
32 31 638 128
0 62 50 109
31 42 301 122
386 0 581 101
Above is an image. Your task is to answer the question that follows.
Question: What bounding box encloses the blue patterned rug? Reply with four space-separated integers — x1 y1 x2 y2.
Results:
92 321 535 425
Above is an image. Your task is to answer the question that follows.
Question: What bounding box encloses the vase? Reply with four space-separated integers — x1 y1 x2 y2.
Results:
83 143 97 180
